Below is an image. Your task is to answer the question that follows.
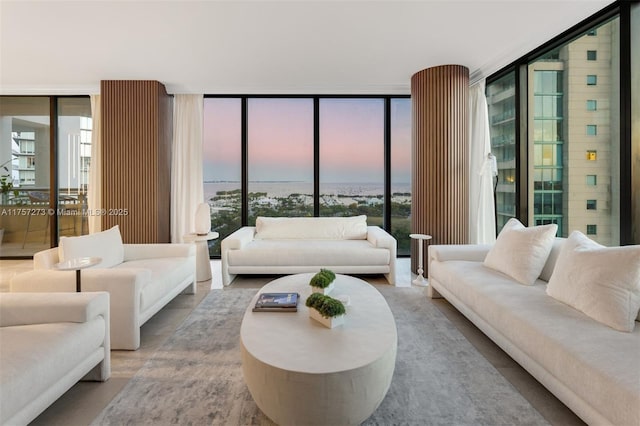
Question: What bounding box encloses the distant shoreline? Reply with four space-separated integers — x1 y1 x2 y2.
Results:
205 181 411 205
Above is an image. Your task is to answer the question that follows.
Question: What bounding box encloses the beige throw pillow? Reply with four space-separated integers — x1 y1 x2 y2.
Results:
484 218 558 286
546 231 640 332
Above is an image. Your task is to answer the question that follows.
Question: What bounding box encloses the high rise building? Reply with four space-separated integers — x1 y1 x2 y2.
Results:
487 74 517 232
489 19 619 246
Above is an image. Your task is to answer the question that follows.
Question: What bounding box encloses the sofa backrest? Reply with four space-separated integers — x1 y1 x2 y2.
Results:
58 225 124 268
539 237 566 282
254 215 368 240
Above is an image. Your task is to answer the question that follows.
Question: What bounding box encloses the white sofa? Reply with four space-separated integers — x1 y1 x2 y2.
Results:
10 226 196 350
0 292 110 426
221 216 397 286
428 235 640 426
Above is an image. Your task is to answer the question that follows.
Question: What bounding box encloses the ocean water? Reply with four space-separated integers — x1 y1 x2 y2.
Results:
204 181 410 201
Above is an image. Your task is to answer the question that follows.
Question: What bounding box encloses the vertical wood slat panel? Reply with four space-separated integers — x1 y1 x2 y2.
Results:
411 65 469 274
100 80 171 243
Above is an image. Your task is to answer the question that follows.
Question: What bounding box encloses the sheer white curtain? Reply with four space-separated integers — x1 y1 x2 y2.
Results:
171 94 204 243
88 94 102 234
469 80 496 244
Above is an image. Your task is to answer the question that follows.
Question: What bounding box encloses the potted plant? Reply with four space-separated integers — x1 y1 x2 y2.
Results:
0 161 13 205
309 268 337 295
0 159 13 245
305 292 346 328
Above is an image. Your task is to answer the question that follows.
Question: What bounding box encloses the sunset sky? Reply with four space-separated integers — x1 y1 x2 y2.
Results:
202 97 411 184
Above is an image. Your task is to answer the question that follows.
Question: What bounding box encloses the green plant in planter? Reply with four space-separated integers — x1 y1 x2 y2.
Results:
0 159 14 204
309 268 336 288
305 293 346 318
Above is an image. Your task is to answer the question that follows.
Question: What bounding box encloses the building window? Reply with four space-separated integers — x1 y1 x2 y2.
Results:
587 200 597 210
587 150 597 161
586 100 598 111
586 224 597 235
587 29 597 36
587 75 598 85
586 125 597 135
587 50 597 60
586 175 597 185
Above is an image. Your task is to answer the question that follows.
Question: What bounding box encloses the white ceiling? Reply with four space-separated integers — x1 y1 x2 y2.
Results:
0 0 614 95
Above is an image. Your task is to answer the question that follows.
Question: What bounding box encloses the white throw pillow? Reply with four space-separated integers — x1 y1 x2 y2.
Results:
546 231 640 332
484 218 558 286
255 216 368 240
58 225 124 268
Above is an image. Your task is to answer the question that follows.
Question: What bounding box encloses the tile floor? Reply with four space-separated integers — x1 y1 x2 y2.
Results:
0 258 584 426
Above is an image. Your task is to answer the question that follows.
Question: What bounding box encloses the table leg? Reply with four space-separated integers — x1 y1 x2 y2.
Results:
76 269 81 292
413 239 428 287
195 240 212 282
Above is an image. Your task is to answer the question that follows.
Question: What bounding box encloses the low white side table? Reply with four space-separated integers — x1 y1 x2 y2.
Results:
184 232 219 282
409 233 432 287
54 256 102 292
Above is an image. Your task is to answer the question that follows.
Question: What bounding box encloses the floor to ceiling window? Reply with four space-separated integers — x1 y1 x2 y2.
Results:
57 97 92 241
203 95 410 258
248 98 314 223
487 3 636 245
203 98 242 257
528 17 620 246
319 99 384 224
0 97 51 256
0 96 93 257
487 73 517 233
390 98 412 255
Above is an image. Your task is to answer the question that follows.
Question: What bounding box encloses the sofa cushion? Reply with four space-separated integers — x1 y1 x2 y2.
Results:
254 216 367 240
0 319 106 424
227 239 389 267
546 231 640 332
483 218 557 285
58 225 124 269
114 258 194 313
430 259 640 426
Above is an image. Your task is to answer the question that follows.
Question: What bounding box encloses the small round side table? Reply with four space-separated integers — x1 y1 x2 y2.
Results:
54 256 102 292
184 231 219 282
409 233 432 287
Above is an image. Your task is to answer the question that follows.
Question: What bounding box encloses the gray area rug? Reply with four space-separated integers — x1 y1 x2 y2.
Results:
92 283 549 426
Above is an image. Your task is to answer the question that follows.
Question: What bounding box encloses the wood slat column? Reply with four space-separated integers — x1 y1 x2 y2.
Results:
101 80 172 243
411 65 469 274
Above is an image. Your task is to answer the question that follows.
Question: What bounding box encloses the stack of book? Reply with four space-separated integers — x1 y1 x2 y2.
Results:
252 292 300 312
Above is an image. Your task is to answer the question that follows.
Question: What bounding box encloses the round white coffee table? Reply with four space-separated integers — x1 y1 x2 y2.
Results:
183 231 219 282
240 273 397 426
54 256 102 292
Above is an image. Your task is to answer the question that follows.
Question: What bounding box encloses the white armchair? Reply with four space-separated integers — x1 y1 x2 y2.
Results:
10 226 196 350
0 292 110 425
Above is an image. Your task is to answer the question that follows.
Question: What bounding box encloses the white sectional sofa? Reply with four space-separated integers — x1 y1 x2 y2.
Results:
221 216 397 286
0 292 110 426
428 223 640 426
10 226 196 350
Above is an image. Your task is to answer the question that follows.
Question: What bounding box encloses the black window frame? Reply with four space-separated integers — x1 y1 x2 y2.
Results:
203 94 411 258
486 0 635 244
0 94 92 259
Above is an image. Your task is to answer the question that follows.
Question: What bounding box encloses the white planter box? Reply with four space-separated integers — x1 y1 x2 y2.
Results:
311 281 334 295
309 308 345 328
